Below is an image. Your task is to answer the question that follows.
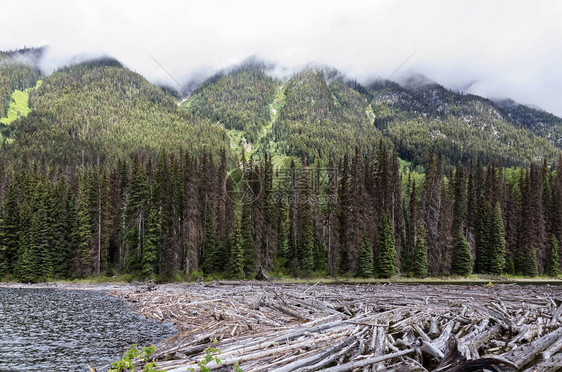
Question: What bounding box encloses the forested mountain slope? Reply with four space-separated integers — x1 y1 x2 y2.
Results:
183 64 278 143
3 58 229 166
272 69 382 161
183 66 562 167
369 79 560 166
496 98 562 148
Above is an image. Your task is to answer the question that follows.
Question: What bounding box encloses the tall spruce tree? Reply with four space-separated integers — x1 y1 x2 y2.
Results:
228 225 244 279
201 200 217 273
125 154 148 273
546 235 560 277
142 200 161 278
0 182 20 276
357 235 373 278
375 211 396 278
451 163 467 236
451 233 472 276
49 176 71 278
76 175 93 277
338 155 350 274
526 246 539 277
62 188 78 278
489 202 506 274
297 163 315 276
404 179 417 274
276 184 290 260
29 182 53 279
475 197 492 273
413 222 428 278
240 202 255 275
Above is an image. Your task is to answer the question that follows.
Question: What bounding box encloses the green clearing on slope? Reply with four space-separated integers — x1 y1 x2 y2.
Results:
0 80 42 125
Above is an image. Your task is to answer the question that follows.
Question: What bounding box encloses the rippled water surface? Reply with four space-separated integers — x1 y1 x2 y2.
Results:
0 287 176 371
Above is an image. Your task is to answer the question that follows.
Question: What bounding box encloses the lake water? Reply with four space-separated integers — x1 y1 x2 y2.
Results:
0 287 176 371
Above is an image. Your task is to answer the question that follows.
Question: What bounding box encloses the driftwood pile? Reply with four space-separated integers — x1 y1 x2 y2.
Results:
108 282 562 371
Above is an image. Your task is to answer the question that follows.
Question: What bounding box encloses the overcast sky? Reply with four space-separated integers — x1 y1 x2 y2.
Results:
2 0 561 115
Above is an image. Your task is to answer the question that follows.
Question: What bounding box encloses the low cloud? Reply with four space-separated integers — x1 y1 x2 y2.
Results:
2 0 561 115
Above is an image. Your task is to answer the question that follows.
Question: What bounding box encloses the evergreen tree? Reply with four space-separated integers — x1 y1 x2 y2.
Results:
16 246 36 283
240 202 255 275
76 176 93 277
338 155 350 274
323 156 340 276
526 246 539 277
504 253 515 275
357 235 373 278
142 201 161 278
451 233 472 276
201 200 217 274
297 164 315 276
0 182 20 276
489 202 506 275
451 163 467 236
29 182 53 279
413 222 428 278
215 235 231 272
404 179 417 274
15 177 35 282
375 211 396 278
48 176 70 278
62 188 78 278
475 198 492 273
276 184 290 260
125 154 148 273
262 153 277 268
227 226 244 279
546 235 560 277
156 151 179 278
421 154 443 275
0 207 5 276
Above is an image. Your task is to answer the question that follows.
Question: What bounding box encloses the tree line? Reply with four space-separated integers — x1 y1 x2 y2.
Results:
0 143 560 282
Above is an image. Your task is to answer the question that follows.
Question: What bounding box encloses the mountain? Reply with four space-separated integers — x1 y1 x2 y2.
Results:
183 62 278 142
183 65 561 167
182 66 383 164
496 98 562 148
272 69 382 161
1 51 561 169
0 47 43 125
368 78 561 166
2 57 229 166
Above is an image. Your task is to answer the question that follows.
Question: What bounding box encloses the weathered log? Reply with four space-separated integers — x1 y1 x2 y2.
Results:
502 327 562 368
416 337 444 361
522 353 562 372
268 334 359 372
320 348 415 372
443 357 516 372
542 333 562 359
103 282 562 372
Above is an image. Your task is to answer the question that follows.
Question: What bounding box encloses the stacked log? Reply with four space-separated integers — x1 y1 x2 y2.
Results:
107 282 562 371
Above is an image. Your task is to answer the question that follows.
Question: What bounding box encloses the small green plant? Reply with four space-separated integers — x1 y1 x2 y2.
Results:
109 345 163 372
189 340 222 372
189 270 205 282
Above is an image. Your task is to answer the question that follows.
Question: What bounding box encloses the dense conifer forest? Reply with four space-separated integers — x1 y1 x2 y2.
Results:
0 50 561 281
0 146 561 282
